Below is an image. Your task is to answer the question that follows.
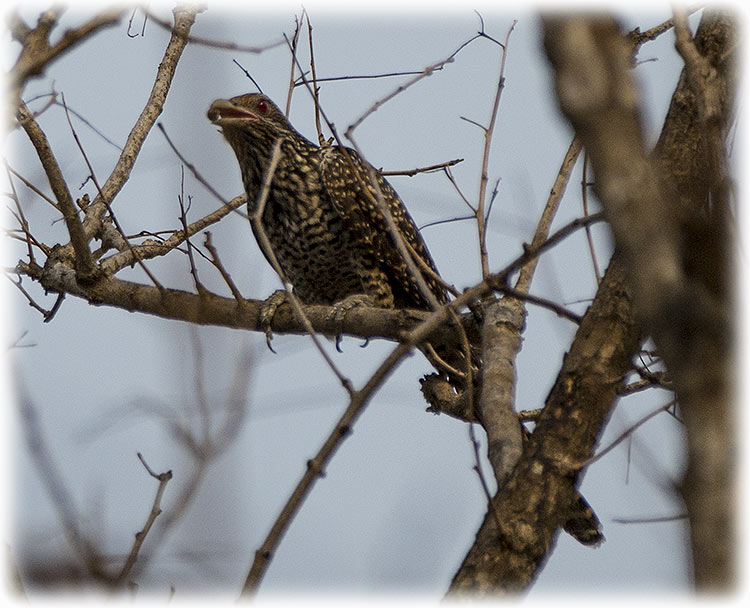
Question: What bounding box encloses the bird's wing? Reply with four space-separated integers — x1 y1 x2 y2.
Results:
319 146 446 308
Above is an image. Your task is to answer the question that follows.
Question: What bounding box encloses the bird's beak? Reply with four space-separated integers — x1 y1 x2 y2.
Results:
207 99 258 125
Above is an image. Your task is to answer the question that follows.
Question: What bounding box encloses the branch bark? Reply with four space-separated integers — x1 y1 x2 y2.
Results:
448 254 640 594
543 11 736 590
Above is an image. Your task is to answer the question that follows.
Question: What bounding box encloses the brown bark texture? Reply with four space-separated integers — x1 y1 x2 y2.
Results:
543 11 737 590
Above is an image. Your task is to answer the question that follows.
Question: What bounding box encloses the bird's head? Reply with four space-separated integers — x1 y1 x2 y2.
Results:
208 93 294 147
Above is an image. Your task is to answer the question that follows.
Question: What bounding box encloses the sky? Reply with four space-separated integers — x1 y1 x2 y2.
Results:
1 1 718 601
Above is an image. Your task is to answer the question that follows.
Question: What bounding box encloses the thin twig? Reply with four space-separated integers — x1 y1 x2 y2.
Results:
82 6 200 239
52 97 124 151
17 387 104 578
304 10 325 145
284 17 303 117
60 93 164 290
293 68 447 87
419 214 476 231
617 373 671 395
380 158 464 177
16 101 96 279
232 59 264 93
125 343 254 580
627 8 702 48
576 401 675 469
115 453 172 585
474 20 517 278
101 194 247 275
177 169 204 294
6 272 50 318
443 166 476 213
145 9 283 54
5 164 35 262
5 163 61 211
581 152 602 282
514 136 584 293
403 238 460 297
497 285 582 323
250 140 353 391
613 513 688 524
157 123 244 219
468 424 503 530
203 231 245 301
9 7 126 94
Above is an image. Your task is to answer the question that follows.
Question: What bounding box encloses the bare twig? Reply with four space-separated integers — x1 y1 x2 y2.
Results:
496 285 582 323
9 7 126 96
232 59 264 93
126 342 254 580
5 163 61 211
581 151 602 282
419 214 475 231
284 17 304 117
474 20 517 278
203 231 244 301
157 123 244 218
468 424 504 529
380 158 464 177
443 166 476 212
515 136 583 293
6 272 51 318
241 293 471 596
304 11 325 145
294 68 447 87
60 93 164 290
403 237 460 297
617 373 671 395
5 164 35 262
627 7 703 49
613 513 688 524
17 386 104 578
52 97 124 151
82 6 201 238
577 401 675 469
176 167 205 294
115 453 172 585
250 140 352 390
145 9 283 53
101 194 247 274
16 101 96 279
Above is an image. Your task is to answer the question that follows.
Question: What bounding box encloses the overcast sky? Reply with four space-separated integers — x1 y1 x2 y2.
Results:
2 1 703 600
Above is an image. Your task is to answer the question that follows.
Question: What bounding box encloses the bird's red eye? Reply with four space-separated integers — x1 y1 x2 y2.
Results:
257 100 268 113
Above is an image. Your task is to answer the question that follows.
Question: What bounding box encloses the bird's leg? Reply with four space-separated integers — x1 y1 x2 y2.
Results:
258 289 289 352
326 293 377 352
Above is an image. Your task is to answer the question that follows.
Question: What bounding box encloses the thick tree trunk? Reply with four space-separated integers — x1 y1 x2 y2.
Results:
543 11 736 590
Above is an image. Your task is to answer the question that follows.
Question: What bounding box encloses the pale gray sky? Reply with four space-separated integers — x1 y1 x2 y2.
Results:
4 2 693 598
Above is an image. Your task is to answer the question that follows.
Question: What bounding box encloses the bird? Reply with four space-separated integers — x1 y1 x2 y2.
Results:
207 93 447 316
207 92 603 547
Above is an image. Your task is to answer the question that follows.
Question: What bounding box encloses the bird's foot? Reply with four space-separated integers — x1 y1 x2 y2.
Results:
327 294 376 351
259 289 289 352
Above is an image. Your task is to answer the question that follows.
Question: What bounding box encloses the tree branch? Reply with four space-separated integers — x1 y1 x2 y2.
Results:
81 5 203 238
448 254 641 595
543 11 736 590
8 7 126 104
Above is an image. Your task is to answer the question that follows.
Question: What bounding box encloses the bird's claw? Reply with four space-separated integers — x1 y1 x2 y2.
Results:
259 289 289 353
327 294 375 351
